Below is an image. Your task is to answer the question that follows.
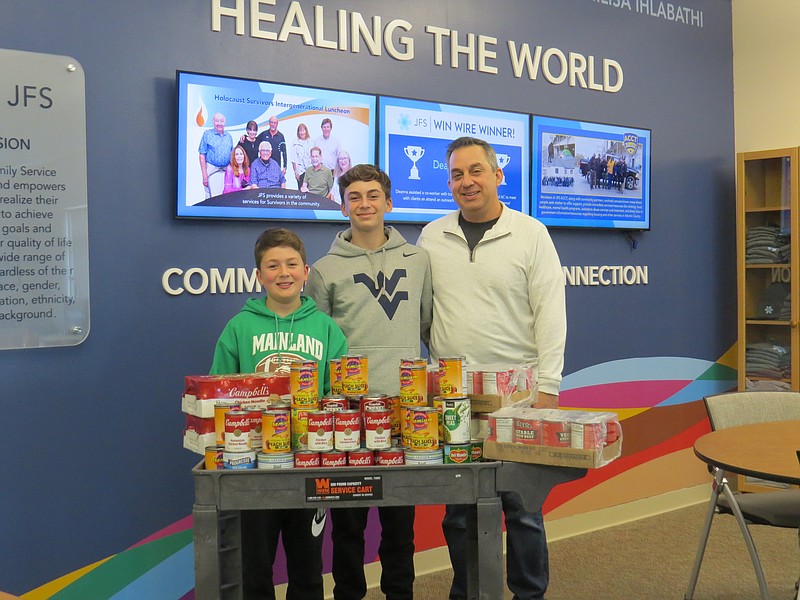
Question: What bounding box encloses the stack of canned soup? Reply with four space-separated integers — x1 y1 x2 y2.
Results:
463 363 537 440
206 355 487 470
486 406 621 451
420 357 485 465
183 373 289 453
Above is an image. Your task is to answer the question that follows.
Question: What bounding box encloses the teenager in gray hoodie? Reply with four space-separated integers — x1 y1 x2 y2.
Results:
305 164 432 600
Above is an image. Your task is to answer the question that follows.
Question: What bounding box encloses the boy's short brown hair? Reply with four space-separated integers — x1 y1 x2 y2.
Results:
337 164 392 203
254 227 307 267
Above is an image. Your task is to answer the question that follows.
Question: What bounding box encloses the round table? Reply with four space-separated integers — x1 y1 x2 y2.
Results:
693 420 800 486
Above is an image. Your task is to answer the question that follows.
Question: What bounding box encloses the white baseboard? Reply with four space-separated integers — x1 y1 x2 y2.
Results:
274 483 711 599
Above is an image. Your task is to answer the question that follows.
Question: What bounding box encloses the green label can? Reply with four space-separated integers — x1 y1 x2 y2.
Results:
441 396 471 444
470 438 484 463
443 443 472 464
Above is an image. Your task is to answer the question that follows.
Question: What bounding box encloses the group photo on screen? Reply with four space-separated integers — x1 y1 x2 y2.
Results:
176 71 376 221
539 132 643 196
532 116 651 230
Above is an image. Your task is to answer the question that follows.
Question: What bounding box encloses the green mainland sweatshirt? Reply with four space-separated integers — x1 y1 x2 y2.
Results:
210 295 348 395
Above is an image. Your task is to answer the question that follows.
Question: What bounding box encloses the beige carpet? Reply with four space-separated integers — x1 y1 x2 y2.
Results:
364 502 799 599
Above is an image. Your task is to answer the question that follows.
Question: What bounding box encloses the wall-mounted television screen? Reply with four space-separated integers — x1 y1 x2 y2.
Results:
378 96 531 223
176 71 376 221
531 116 651 230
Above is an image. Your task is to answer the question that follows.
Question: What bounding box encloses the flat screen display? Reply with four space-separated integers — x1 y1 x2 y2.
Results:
378 96 531 223
531 116 651 230
176 71 376 221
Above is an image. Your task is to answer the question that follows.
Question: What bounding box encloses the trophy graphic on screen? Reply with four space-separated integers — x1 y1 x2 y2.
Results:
404 145 425 180
497 153 511 185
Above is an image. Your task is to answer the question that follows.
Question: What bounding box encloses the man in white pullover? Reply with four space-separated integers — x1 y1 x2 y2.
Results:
418 136 566 600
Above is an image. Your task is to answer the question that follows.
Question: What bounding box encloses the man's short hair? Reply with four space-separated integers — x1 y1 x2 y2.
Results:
310 146 322 157
337 164 391 202
258 141 273 152
254 228 306 267
445 136 498 171
321 118 333 128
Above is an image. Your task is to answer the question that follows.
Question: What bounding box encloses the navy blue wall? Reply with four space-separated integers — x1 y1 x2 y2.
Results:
0 0 734 593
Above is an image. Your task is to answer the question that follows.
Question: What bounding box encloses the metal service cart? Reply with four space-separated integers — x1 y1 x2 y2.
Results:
192 461 584 600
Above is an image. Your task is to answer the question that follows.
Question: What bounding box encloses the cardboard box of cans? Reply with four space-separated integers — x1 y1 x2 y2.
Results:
483 407 622 469
466 363 537 413
470 390 532 414
182 373 291 418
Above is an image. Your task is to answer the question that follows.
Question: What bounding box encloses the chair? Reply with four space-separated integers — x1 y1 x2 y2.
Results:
685 391 800 600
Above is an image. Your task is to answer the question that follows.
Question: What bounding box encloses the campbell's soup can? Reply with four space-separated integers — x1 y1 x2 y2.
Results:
399 364 427 405
295 451 321 468
443 443 472 464
257 451 294 470
360 393 389 411
214 401 239 446
404 406 439 450
359 394 389 423
513 415 543 445
348 448 375 467
470 439 484 462
290 360 319 408
376 447 405 466
329 358 343 395
224 410 252 452
320 449 347 467
364 407 392 450
441 397 471 444
247 409 263 450
223 449 256 469
321 395 348 412
360 395 389 441
341 354 369 395
334 409 361 451
291 408 311 451
543 419 571 447
571 421 605 450
438 356 465 397
307 410 334 452
204 445 224 470
262 409 291 453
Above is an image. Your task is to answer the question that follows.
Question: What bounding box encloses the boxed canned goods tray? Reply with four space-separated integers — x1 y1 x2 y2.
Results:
182 373 290 417
484 438 621 469
470 390 532 413
483 407 622 469
467 363 537 413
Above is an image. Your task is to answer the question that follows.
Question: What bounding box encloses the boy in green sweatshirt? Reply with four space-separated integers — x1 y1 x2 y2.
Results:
211 227 347 600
